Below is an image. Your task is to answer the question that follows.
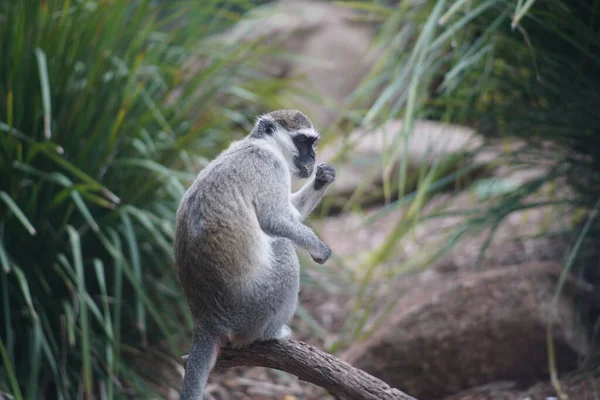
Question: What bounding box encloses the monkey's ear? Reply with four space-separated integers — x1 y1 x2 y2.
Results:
252 117 276 138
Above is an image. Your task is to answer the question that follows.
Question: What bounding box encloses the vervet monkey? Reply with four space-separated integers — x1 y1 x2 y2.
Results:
174 109 336 399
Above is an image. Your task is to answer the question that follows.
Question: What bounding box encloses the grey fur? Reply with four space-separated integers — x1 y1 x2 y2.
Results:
268 108 313 132
175 109 335 399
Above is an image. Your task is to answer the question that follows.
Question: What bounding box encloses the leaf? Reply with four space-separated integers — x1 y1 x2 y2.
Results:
120 211 146 341
0 239 11 273
66 226 93 399
512 0 537 29
93 258 116 399
0 191 37 235
35 48 52 140
0 338 24 400
12 266 38 321
26 318 43 400
40 148 120 204
111 158 196 181
70 191 100 233
98 229 179 355
438 0 472 25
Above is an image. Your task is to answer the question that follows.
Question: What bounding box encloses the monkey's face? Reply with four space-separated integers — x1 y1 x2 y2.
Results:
292 130 319 178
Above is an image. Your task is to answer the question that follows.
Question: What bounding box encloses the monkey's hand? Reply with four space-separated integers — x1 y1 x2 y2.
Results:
310 242 332 264
314 164 336 191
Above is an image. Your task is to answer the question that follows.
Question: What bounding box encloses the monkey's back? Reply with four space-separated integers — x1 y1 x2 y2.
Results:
174 140 290 322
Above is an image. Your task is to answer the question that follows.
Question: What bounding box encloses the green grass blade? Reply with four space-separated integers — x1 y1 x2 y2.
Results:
62 301 75 348
438 0 472 25
0 239 11 273
1 270 14 372
34 48 52 140
0 191 37 235
39 333 64 400
40 148 120 204
512 0 537 29
0 338 24 400
430 0 497 52
120 211 146 344
26 319 43 400
107 229 124 389
99 230 178 354
66 226 92 400
111 158 196 181
93 259 115 400
553 197 600 305
123 206 172 256
70 191 100 233
11 266 38 321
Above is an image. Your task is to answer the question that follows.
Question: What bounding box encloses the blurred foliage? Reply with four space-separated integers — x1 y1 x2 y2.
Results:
0 0 290 398
322 0 600 355
2 0 600 397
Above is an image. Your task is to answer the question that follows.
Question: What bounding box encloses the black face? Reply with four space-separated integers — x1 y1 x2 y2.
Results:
292 133 317 178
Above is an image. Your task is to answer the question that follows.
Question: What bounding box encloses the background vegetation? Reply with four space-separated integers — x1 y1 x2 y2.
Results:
0 0 288 398
1 0 599 398
290 0 599 364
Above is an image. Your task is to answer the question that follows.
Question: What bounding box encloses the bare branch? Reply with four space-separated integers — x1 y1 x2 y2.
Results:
182 339 417 400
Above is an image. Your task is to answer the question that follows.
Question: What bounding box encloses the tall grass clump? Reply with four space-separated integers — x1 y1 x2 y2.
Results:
0 0 283 398
428 0 600 367
327 0 600 353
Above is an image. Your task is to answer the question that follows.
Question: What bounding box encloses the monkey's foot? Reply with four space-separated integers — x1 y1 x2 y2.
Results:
274 325 292 340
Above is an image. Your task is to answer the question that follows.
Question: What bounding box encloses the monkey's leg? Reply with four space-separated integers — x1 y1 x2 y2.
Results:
259 238 299 341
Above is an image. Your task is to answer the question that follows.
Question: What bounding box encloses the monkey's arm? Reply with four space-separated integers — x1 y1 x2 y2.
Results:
291 164 335 220
259 207 331 264
255 181 331 264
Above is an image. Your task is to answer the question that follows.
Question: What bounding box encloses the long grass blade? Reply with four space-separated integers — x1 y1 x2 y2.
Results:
1 270 14 375
120 211 146 344
438 0 472 25
66 226 92 400
34 48 52 140
0 191 37 235
40 149 120 204
0 338 24 400
11 266 38 321
0 239 11 273
26 319 43 400
93 259 115 400
99 230 178 354
512 0 537 29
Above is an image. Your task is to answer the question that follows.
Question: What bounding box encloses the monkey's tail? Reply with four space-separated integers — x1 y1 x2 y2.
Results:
180 324 220 400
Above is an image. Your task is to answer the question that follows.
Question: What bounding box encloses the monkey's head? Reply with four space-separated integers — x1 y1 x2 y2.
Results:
251 109 321 179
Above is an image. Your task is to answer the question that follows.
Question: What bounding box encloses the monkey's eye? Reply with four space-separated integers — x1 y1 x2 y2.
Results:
296 135 307 143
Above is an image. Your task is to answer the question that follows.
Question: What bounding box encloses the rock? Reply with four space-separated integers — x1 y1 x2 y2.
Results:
216 0 380 127
443 368 600 400
315 119 485 212
341 262 590 400
311 144 575 273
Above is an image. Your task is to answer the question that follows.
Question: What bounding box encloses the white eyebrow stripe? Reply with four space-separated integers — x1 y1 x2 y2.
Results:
295 128 320 139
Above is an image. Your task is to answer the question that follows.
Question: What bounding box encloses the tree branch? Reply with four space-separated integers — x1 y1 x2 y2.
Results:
182 338 416 400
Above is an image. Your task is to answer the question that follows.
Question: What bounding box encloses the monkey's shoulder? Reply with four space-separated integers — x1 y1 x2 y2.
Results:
212 140 288 176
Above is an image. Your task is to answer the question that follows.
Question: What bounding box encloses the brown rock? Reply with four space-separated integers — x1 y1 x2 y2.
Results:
444 367 600 400
341 262 590 400
216 0 380 127
315 119 485 211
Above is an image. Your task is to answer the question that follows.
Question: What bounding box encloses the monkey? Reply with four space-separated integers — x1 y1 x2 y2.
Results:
174 109 336 399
